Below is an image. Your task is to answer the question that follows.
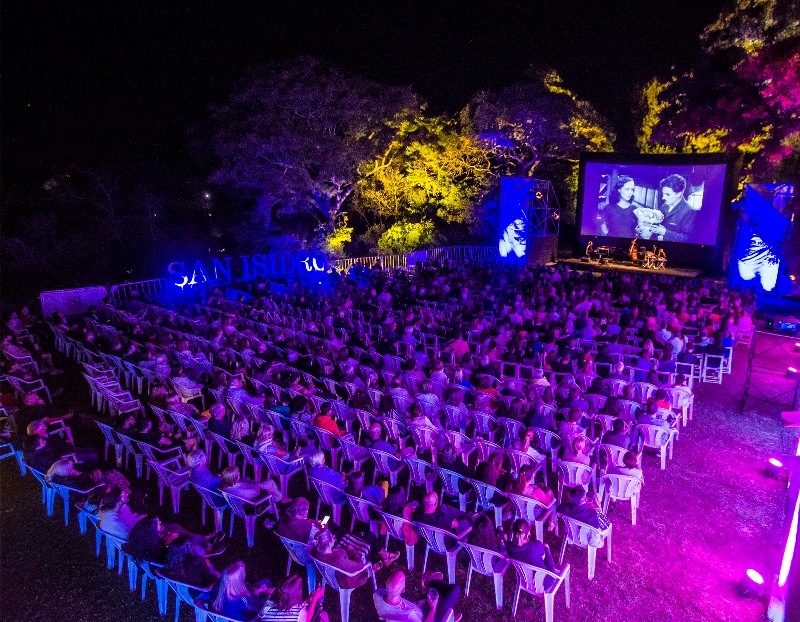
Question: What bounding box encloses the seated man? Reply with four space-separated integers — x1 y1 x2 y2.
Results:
601 419 631 450
312 529 396 589
206 403 232 438
412 491 472 538
187 449 221 490
275 497 323 543
557 486 611 544
307 450 345 504
313 402 342 437
374 569 461 622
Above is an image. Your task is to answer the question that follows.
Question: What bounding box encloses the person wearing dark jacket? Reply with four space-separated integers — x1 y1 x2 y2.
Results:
505 519 557 588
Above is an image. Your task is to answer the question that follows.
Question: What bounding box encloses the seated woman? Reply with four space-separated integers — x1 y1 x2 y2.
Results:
504 519 556 588
98 486 145 539
561 436 592 466
611 450 644 482
466 514 508 571
219 466 284 504
507 464 555 511
45 458 98 492
253 424 288 458
260 576 327 622
208 561 272 621
124 515 220 564
230 418 256 446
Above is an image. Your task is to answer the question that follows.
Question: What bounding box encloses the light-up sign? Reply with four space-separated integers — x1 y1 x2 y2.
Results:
168 252 327 290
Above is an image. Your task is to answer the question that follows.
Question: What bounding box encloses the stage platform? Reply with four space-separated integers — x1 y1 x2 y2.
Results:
560 257 703 279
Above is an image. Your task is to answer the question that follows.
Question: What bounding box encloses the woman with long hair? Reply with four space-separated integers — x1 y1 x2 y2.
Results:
209 561 271 620
260 576 327 622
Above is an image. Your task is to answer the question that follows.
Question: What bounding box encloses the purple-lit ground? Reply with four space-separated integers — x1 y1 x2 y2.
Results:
1 343 791 622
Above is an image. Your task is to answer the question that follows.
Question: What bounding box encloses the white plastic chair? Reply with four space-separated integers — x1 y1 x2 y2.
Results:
338 437 372 472
404 456 437 495
505 491 556 541
375 508 416 570
310 548 376 622
263 453 308 498
437 467 471 512
463 543 509 610
343 492 380 535
221 490 277 547
192 482 234 535
509 559 571 622
637 423 677 470
415 521 465 584
309 476 346 526
470 479 507 527
155 569 213 622
555 460 595 504
369 447 407 487
598 473 642 525
557 515 611 580
277 534 317 593
701 354 725 384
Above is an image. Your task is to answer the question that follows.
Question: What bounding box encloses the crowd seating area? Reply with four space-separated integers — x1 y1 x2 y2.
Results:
0 261 756 622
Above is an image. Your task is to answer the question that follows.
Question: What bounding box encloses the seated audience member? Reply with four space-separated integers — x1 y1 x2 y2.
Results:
611 451 644 482
276 497 323 543
466 515 507 565
313 402 342 437
98 486 145 539
230 417 256 446
374 569 461 622
637 401 673 429
346 471 386 506
187 449 221 489
412 491 471 535
135 417 172 447
208 561 271 621
254 424 289 457
557 486 611 542
162 535 220 587
45 458 97 491
219 466 283 504
307 450 345 499
561 436 591 466
260 577 327 622
311 529 396 589
22 433 64 472
124 515 172 563
608 362 629 381
505 519 556 588
601 419 632 450
206 403 232 438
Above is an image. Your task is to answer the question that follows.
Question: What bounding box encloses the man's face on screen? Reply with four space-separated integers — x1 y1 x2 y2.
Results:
661 186 682 208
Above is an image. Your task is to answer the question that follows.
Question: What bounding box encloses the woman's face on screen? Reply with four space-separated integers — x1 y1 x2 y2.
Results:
619 180 635 202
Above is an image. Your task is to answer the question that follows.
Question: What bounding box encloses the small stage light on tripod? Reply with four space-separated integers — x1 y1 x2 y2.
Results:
738 569 766 598
788 367 798 379
766 458 788 480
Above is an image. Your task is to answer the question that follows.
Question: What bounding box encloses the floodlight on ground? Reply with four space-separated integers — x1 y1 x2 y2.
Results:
766 458 788 480
787 367 798 378
738 568 765 598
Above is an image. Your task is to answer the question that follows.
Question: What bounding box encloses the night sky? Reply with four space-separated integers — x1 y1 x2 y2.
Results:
2 0 730 196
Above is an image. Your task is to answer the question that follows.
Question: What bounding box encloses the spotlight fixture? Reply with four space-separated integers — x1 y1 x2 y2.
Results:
766 457 788 480
794 342 800 353
738 568 766 598
788 367 798 379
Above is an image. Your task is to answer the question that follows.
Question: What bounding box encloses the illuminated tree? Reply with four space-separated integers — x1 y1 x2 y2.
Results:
208 57 419 244
464 71 615 222
637 0 800 190
353 115 495 250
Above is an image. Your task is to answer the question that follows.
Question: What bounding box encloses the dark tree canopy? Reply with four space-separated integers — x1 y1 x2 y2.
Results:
208 56 420 245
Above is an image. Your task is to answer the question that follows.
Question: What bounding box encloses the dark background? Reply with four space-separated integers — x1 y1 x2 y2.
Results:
2 0 730 204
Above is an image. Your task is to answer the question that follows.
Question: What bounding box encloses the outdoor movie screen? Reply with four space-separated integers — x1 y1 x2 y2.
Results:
578 157 728 246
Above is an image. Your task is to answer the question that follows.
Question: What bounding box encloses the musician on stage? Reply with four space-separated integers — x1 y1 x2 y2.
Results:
585 240 595 260
628 239 638 262
656 247 667 269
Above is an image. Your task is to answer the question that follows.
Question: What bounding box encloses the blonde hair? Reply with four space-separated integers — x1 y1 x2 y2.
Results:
46 459 76 482
231 418 250 442
212 561 249 613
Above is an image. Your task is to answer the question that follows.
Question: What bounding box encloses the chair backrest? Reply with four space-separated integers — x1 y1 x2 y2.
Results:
310 549 374 591
498 417 526 445
339 437 370 464
344 492 377 524
473 438 503 464
410 426 439 450
532 428 560 451
599 473 641 500
506 491 552 523
637 424 672 448
618 399 641 418
405 456 435 484
369 448 403 474
556 460 594 488
437 467 469 497
599 444 629 468
95 421 121 446
470 478 506 510
310 476 345 506
463 542 506 577
277 534 313 566
192 482 229 509
375 508 414 542
509 559 565 597
559 514 608 548
415 522 461 555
